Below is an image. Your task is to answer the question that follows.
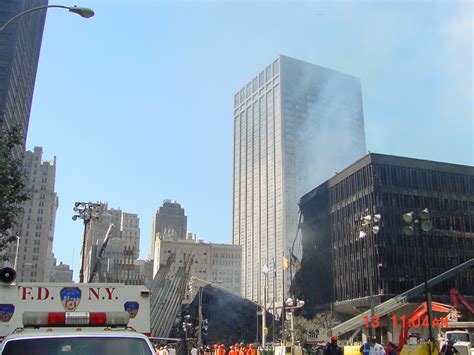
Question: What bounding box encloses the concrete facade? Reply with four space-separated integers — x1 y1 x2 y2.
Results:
232 55 366 303
83 205 140 283
153 234 242 300
50 261 73 283
14 147 58 282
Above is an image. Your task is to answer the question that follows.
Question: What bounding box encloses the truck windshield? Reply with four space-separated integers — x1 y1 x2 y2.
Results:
447 333 470 342
2 336 153 355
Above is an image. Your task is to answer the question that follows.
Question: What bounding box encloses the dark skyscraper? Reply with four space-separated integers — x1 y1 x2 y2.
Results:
0 0 48 151
294 153 474 314
150 200 187 259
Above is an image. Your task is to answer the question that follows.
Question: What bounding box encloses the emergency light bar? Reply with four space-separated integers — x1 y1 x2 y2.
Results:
22 311 129 327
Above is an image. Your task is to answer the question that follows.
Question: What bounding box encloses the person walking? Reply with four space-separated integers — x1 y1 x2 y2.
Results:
324 336 342 355
440 339 459 355
360 336 385 355
387 343 397 355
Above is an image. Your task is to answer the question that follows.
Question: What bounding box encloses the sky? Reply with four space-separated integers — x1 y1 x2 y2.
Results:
25 0 473 281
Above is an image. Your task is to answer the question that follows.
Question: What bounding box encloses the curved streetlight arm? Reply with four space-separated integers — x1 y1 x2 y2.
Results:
0 5 94 33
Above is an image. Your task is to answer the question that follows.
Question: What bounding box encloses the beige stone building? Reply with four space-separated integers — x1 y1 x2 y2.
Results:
83 206 141 283
153 233 241 299
13 147 58 282
50 261 73 283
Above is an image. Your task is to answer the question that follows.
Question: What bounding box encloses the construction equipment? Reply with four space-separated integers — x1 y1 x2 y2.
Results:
330 258 474 336
398 301 452 350
450 288 474 316
88 224 114 283
440 330 472 355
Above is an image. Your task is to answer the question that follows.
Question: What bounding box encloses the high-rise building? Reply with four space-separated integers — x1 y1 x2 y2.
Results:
14 147 58 282
0 0 48 153
50 261 73 283
83 206 140 283
233 55 366 303
150 200 187 259
295 153 474 313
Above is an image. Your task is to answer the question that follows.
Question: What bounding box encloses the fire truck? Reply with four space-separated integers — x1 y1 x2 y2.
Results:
0 281 151 339
0 311 155 354
0 274 154 354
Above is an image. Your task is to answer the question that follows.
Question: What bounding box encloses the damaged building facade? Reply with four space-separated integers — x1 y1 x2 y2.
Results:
293 153 474 315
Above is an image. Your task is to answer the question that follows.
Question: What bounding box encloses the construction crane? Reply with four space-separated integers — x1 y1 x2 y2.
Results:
450 287 474 316
88 223 114 283
330 258 474 336
398 301 452 350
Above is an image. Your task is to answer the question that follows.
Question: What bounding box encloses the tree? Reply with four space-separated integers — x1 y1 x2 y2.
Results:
286 312 339 345
0 125 29 238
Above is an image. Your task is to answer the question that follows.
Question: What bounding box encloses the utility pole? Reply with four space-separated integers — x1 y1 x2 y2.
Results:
273 258 276 343
262 263 269 347
198 286 203 346
403 209 434 355
72 202 106 283
282 258 286 344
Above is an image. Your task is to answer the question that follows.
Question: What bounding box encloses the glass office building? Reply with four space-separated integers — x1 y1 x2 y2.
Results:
232 55 366 303
0 0 48 153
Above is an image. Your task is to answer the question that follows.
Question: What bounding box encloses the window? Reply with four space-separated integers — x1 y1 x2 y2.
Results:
272 58 279 75
265 65 272 81
252 77 258 93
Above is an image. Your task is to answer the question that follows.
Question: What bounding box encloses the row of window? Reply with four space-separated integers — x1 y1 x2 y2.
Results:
376 164 474 194
234 59 280 107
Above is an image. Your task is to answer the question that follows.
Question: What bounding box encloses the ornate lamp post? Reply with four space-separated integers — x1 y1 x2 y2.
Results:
72 202 105 283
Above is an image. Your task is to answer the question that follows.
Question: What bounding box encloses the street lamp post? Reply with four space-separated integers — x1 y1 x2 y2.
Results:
285 297 305 355
197 286 204 346
358 212 381 337
72 202 106 283
13 236 20 271
0 4 94 33
403 209 434 355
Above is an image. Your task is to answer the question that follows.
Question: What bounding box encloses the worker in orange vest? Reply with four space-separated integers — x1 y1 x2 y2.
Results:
247 344 255 355
239 344 246 355
228 346 235 355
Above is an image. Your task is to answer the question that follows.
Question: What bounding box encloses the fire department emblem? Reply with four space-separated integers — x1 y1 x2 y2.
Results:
60 287 82 311
124 301 139 319
0 304 14 322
